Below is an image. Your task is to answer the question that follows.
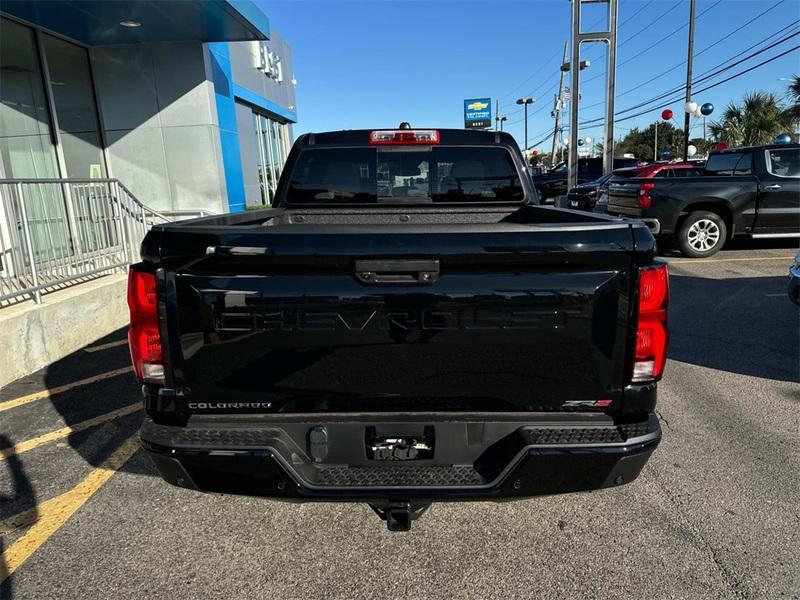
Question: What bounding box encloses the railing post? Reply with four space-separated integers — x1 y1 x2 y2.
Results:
16 182 42 304
140 203 147 238
113 181 130 266
61 181 83 261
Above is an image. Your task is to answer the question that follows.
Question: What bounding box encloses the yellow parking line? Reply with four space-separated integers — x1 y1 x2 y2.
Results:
0 433 140 582
669 256 795 264
0 403 141 462
83 339 128 353
0 366 132 413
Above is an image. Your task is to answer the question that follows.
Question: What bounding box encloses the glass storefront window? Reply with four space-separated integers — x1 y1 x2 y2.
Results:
42 33 106 179
0 18 59 179
251 111 291 206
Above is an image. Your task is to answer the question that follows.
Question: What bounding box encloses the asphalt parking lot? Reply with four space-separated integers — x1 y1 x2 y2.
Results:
1 240 798 600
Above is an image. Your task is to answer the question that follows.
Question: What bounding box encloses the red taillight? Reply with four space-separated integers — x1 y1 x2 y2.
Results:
127 267 164 383
369 130 440 145
633 263 669 382
638 182 655 209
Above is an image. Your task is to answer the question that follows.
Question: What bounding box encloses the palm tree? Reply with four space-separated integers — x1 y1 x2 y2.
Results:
708 92 793 146
783 75 800 125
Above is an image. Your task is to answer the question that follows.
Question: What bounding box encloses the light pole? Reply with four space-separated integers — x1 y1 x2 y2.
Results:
516 97 535 150
682 0 696 161
498 116 507 132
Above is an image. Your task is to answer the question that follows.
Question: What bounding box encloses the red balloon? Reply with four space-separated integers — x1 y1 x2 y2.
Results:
532 150 538 156
661 109 673 121
715 142 729 151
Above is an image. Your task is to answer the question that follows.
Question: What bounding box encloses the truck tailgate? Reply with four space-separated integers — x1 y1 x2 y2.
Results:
153 224 639 414
607 180 642 214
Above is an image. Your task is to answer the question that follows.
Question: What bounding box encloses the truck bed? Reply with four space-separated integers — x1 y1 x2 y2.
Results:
152 203 632 230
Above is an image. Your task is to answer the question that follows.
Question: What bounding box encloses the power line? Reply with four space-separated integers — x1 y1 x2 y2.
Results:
582 0 722 86
579 6 796 111
576 44 800 132
530 31 800 148
512 1 719 141
616 1 683 51
580 27 800 125
500 0 658 112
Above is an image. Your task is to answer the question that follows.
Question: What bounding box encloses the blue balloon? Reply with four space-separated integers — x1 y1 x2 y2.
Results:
660 147 672 159
700 102 714 116
577 138 584 146
775 133 792 144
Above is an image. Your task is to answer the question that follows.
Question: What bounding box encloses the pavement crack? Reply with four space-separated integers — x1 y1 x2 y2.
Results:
656 410 673 432
646 465 752 600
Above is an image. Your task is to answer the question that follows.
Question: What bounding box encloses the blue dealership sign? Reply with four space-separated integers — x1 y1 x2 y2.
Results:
464 98 491 129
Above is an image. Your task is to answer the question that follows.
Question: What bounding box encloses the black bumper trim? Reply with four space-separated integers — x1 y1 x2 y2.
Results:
140 414 661 499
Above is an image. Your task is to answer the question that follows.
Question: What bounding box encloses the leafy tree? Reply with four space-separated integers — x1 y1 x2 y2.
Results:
689 137 713 157
708 92 793 146
615 122 683 161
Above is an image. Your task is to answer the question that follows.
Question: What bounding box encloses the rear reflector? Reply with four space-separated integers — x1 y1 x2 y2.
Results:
127 266 164 383
632 263 669 382
369 130 440 145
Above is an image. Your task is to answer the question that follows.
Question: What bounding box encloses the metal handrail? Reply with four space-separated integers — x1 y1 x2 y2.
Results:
0 178 177 306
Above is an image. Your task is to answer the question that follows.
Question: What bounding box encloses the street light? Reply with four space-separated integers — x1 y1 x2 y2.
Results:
494 115 507 132
516 97 535 151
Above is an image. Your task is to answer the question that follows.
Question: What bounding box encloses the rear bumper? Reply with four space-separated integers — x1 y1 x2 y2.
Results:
140 413 661 501
641 218 661 235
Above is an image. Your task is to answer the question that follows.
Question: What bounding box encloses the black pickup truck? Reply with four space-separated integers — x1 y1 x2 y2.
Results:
130 128 668 530
607 144 800 257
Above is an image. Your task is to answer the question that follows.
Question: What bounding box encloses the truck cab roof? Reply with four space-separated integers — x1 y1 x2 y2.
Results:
296 128 518 147
712 143 800 154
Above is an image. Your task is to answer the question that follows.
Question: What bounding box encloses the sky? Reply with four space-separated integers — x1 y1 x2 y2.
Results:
259 0 800 152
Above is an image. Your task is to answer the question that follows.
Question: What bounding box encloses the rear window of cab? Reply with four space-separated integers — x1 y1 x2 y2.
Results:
704 152 753 176
285 146 525 204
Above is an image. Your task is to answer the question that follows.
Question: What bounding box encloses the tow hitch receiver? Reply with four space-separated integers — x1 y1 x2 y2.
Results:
369 501 431 531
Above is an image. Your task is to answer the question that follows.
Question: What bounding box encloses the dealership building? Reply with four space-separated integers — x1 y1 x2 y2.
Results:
0 0 298 214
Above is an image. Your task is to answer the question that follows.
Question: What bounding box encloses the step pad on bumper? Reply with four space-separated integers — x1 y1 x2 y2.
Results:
143 421 651 449
315 464 484 487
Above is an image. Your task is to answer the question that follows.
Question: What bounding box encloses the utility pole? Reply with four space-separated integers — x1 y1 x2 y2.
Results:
654 121 658 162
569 0 618 189
682 0 696 161
550 42 568 169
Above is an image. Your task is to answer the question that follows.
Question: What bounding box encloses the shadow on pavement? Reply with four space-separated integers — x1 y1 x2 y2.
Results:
0 327 156 481
658 237 798 257
668 273 799 383
0 434 37 598
41 327 156 477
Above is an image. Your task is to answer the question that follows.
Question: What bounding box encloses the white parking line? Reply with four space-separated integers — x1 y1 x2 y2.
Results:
83 339 128 353
0 367 133 413
0 403 141 461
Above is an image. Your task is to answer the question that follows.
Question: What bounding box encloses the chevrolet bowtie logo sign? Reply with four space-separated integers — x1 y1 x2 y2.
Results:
464 97 492 130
